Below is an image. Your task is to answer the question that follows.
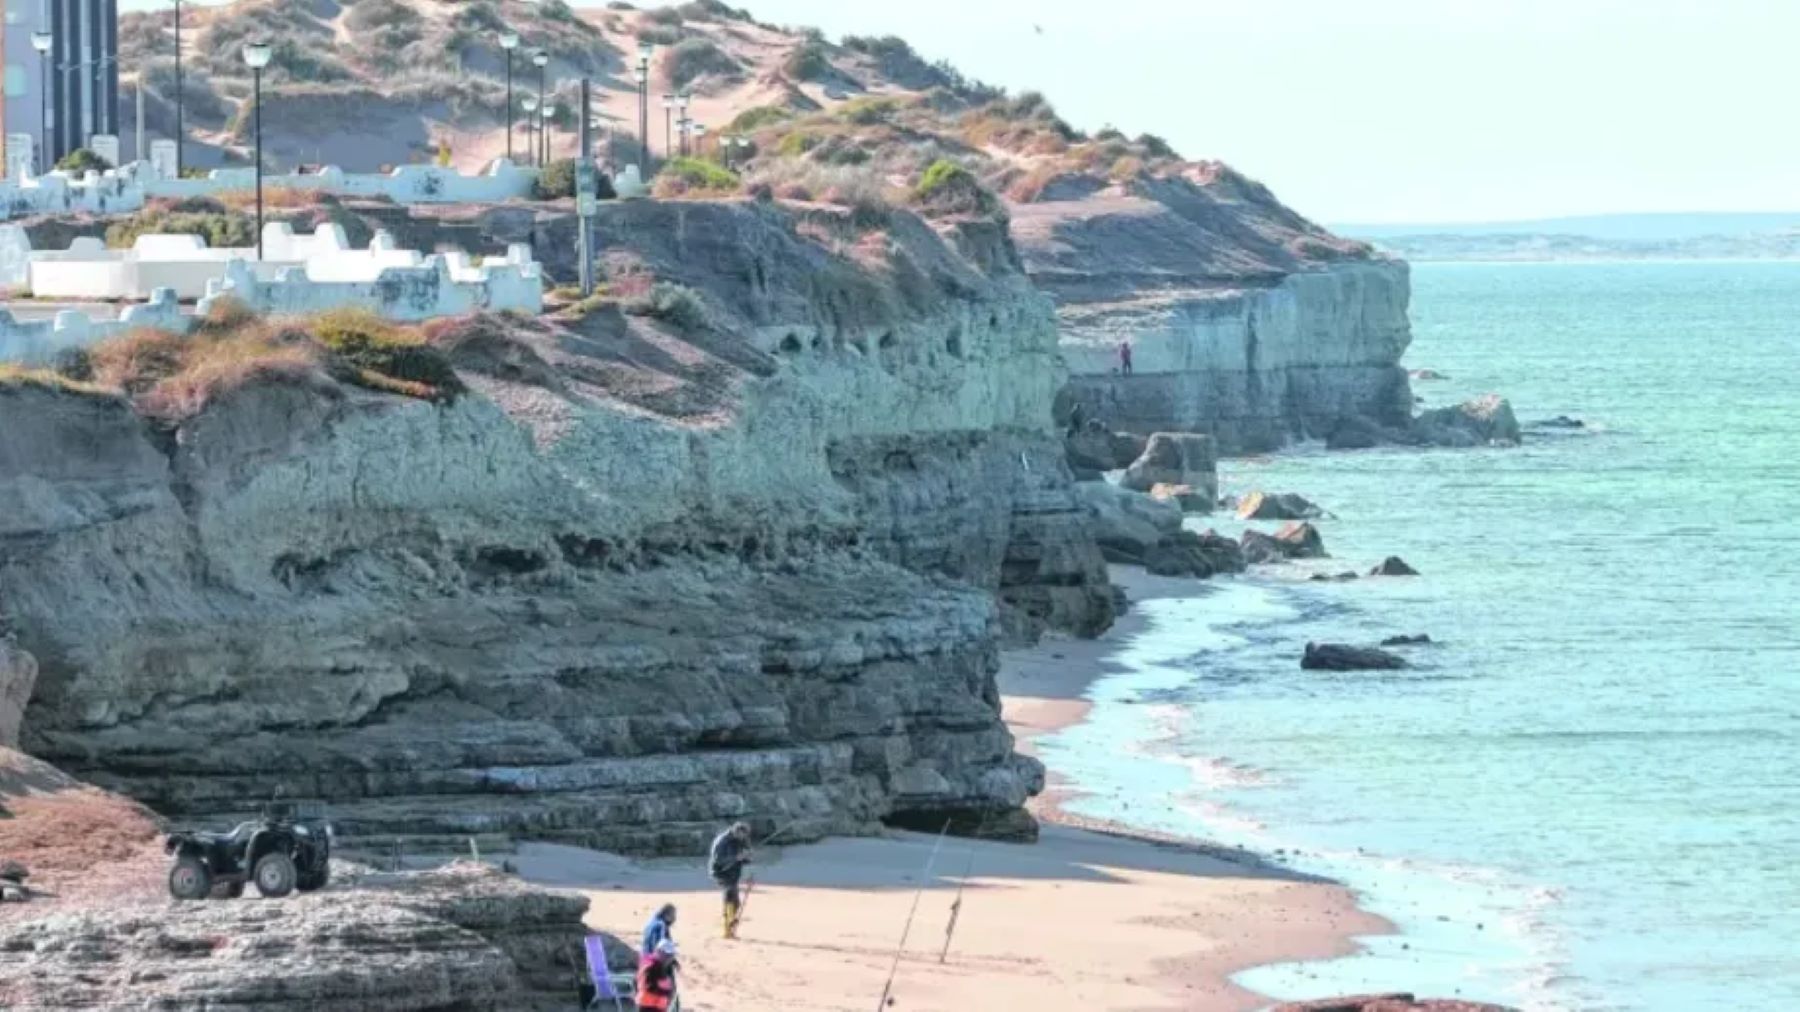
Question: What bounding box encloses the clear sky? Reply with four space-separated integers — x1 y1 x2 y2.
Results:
119 0 1797 224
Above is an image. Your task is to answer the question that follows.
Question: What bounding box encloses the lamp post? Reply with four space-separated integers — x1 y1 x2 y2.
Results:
499 30 519 163
519 95 538 168
173 0 183 175
30 31 51 174
635 42 652 170
677 93 692 157
661 94 674 158
722 135 750 170
242 41 272 261
531 49 549 166
540 102 557 162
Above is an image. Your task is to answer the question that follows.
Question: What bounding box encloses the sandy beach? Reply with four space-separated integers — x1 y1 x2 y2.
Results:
526 568 1391 1012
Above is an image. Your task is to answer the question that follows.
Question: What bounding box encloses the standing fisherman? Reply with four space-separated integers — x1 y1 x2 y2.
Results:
707 822 753 938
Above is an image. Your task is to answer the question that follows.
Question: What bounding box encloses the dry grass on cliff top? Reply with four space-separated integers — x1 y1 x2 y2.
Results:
63 303 468 420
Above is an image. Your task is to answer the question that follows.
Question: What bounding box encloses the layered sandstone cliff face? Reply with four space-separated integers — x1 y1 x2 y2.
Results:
0 199 1109 852
1014 169 1414 453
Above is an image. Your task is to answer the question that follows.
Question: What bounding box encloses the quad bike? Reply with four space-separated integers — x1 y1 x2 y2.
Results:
165 801 333 901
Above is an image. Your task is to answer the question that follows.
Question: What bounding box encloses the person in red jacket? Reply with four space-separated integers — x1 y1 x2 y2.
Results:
636 939 679 1011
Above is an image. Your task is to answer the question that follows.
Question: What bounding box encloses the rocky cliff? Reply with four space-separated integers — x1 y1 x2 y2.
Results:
0 198 1109 853
1015 169 1414 453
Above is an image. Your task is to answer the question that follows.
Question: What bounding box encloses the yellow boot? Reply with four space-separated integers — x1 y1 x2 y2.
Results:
722 901 740 939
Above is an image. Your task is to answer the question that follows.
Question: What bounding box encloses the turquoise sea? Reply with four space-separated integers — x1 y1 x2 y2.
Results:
1037 262 1800 1010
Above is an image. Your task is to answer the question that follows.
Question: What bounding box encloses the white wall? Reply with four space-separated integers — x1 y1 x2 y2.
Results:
197 246 543 322
22 224 541 303
0 288 188 366
0 159 544 223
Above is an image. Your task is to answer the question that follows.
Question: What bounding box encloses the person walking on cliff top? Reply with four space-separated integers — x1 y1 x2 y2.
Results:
641 903 677 957
1119 339 1134 375
708 822 753 939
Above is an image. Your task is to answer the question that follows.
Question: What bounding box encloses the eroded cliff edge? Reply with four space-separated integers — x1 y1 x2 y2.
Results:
1014 168 1414 453
0 199 1111 852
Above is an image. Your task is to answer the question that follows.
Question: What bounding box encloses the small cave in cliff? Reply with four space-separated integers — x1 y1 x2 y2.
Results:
778 333 803 355
466 545 549 578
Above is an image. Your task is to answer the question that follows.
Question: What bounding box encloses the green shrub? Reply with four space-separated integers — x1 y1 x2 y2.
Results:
1137 133 1177 158
658 156 740 192
776 131 821 158
106 208 256 250
311 308 465 401
637 25 682 47
535 158 578 199
728 106 793 133
345 0 418 32
838 96 898 125
644 6 684 25
784 40 831 81
914 158 995 216
56 147 112 173
623 282 707 331
665 37 740 90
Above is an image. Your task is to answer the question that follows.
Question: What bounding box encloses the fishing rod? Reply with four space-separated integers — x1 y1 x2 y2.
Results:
874 820 952 1012
938 812 990 963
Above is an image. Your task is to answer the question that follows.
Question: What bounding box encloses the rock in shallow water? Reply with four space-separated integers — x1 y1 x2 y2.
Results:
1302 642 1409 671
1241 522 1328 563
1120 432 1219 500
1272 995 1516 1012
1369 555 1420 576
1412 394 1522 447
1238 490 1325 521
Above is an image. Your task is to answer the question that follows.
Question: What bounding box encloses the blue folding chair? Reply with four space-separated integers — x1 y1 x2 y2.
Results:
584 935 635 1011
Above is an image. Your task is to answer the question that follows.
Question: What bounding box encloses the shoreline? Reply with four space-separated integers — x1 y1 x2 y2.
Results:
999 566 1399 1010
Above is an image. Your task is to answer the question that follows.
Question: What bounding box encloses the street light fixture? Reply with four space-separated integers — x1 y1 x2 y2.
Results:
30 31 52 174
242 40 273 261
499 30 519 163
676 92 693 156
519 94 539 168
540 102 558 162
661 94 675 158
531 49 549 167
635 42 653 169
170 0 186 175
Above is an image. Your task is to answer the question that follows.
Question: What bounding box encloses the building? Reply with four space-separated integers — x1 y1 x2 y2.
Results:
3 0 119 171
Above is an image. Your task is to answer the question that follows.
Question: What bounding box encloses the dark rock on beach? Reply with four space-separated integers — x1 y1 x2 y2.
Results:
1237 491 1325 521
1121 432 1219 501
1380 634 1434 647
1369 556 1420 576
1243 522 1328 564
1412 394 1522 447
1065 422 1147 474
1302 642 1409 671
1273 994 1517 1012
1149 482 1212 514
1309 571 1361 582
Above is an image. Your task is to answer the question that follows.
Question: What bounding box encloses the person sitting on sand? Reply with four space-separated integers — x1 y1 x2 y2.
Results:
641 903 677 957
636 939 679 1012
708 822 753 938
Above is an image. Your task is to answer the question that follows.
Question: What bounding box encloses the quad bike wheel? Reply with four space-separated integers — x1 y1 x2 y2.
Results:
296 863 331 893
253 853 297 898
169 857 212 901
